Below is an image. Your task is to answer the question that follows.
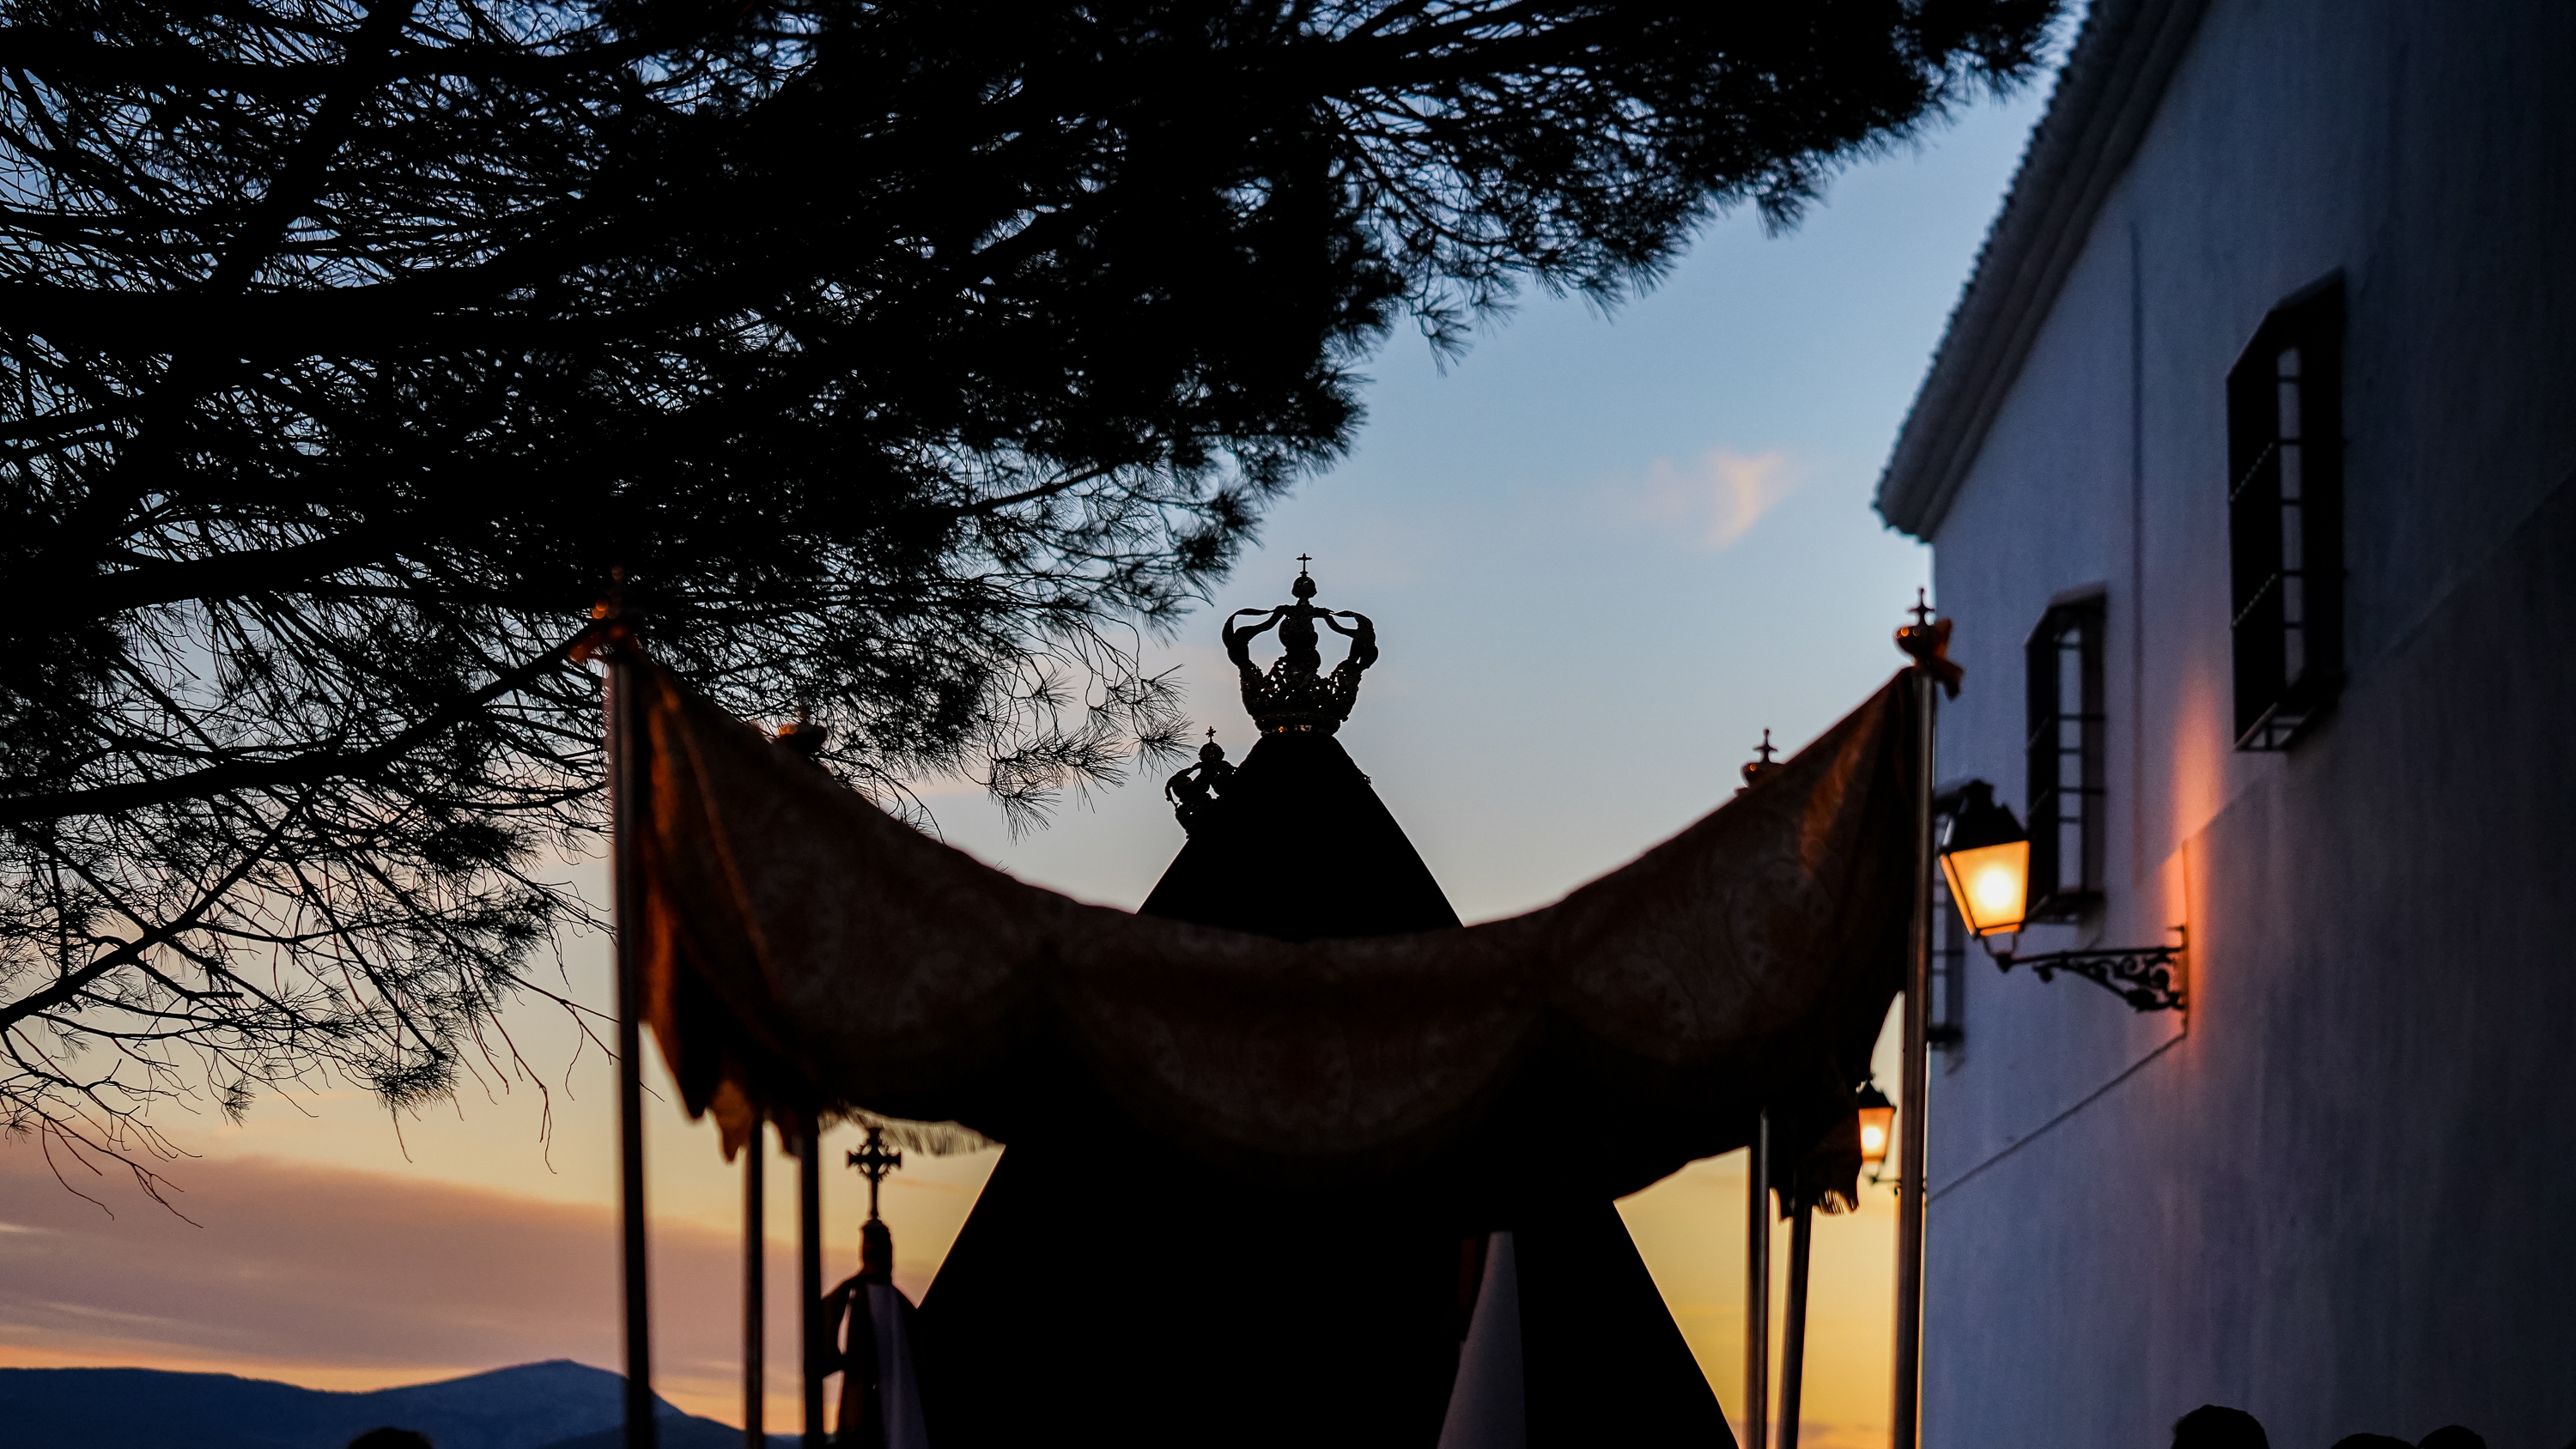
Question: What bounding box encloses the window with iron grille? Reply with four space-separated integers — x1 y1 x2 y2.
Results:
2025 593 2105 920
1929 878 1965 1049
2227 281 2344 750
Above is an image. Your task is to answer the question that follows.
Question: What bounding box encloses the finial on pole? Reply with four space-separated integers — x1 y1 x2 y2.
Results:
572 567 634 664
1741 729 1781 788
777 700 830 758
1896 591 1965 699
846 1126 902 1224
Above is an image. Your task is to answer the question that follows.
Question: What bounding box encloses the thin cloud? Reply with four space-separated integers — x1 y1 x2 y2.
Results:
1636 446 1807 550
0 1149 779 1423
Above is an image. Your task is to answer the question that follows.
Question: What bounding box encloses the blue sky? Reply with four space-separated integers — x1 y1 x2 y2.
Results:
0 54 2063 1447
928 81 2056 925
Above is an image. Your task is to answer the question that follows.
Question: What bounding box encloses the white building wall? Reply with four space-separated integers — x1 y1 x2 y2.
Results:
1917 2 2576 1445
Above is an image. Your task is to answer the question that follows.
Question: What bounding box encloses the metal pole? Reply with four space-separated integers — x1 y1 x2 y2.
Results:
610 650 658 1449
744 1134 765 1448
799 1119 826 1448
1746 1110 1770 1449
1892 664 1936 1449
1778 1197 1814 1449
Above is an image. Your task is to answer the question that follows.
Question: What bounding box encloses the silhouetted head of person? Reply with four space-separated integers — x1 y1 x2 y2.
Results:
860 1216 896 1284
2417 1430 2485 1449
347 1430 434 1449
2173 1404 2269 1449
2329 1437 2415 1449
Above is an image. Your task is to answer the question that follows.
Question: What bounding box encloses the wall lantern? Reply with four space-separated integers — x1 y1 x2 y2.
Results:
1935 780 2030 937
1855 1082 1897 1174
1933 779 2189 1014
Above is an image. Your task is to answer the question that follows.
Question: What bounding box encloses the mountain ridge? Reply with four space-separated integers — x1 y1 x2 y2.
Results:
0 1359 790 1449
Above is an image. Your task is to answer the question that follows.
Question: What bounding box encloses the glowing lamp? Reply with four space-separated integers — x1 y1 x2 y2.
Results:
1855 1082 1896 1170
1937 780 2030 938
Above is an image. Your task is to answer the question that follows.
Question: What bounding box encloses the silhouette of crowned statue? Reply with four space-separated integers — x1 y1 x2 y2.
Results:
913 569 1734 1449
1138 567 1448 940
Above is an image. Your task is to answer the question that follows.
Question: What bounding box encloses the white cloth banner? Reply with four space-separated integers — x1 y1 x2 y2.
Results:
1438 1232 1526 1449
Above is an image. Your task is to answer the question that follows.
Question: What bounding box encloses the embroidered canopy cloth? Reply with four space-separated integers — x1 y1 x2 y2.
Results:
618 652 1917 1206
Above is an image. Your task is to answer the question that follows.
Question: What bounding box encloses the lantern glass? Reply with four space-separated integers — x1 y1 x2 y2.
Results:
1941 838 2031 937
1854 1082 1897 1170
1857 1106 1895 1167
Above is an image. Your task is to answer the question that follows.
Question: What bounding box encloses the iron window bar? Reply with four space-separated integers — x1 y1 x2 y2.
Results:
1929 880 1965 1047
2024 596 2106 920
2227 278 2344 752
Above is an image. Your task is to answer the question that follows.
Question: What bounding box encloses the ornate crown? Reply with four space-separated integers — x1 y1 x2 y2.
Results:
1223 562 1378 734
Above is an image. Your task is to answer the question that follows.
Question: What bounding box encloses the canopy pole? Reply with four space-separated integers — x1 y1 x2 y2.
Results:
1746 1110 1770 1449
1778 1197 1814 1449
1892 652 1936 1449
608 630 658 1449
744 1134 765 1448
799 1119 826 1448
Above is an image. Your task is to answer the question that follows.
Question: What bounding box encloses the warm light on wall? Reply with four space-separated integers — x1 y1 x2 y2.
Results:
1935 781 2030 937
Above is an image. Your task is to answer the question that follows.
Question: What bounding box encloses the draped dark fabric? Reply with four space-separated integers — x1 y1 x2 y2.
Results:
619 651 1915 1208
921 721 1476 1447
910 1167 1738 1448
1516 1200 1741 1446
916 1139 1473 1447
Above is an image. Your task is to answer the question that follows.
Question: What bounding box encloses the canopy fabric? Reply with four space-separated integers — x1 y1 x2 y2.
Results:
620 649 1917 1204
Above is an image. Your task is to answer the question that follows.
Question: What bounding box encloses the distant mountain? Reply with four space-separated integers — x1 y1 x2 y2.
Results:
0 1359 790 1449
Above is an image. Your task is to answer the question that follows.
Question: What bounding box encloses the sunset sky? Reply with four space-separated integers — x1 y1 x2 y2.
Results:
0 52 2061 1449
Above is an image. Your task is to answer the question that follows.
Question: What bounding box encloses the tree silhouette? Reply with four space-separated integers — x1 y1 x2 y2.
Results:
0 0 2054 1189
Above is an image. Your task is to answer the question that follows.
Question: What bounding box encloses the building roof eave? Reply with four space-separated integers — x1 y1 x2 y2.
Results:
1874 0 2215 540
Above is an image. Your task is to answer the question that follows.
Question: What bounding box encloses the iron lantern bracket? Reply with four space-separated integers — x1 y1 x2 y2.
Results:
1990 937 2185 1013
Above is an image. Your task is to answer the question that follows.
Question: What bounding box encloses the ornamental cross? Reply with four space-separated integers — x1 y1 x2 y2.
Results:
846 1126 903 1223
1297 553 1313 573
1753 728 1777 766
